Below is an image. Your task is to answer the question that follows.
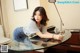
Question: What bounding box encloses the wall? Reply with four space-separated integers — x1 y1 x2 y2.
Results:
40 0 80 30
53 4 80 30
40 0 59 30
1 0 40 38
40 0 63 31
1 0 80 38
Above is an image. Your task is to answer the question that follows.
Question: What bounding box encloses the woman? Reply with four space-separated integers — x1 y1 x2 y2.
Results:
13 6 63 49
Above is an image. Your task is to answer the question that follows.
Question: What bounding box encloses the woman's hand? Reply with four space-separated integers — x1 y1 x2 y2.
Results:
53 34 64 41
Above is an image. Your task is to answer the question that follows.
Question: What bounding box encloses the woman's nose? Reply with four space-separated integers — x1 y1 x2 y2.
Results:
35 16 39 18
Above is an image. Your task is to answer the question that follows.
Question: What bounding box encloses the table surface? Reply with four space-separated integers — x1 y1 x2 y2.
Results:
0 37 10 45
8 30 71 52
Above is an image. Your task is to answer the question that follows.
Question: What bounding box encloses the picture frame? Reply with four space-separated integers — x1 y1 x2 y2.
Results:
13 0 28 11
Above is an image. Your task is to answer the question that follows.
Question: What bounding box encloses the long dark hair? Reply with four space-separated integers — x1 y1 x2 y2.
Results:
32 6 49 26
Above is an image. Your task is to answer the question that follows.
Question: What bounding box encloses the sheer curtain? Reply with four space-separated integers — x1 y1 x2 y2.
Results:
0 25 4 37
0 0 4 37
0 0 10 38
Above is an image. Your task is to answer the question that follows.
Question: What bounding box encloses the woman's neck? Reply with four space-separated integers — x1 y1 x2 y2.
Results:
37 22 40 27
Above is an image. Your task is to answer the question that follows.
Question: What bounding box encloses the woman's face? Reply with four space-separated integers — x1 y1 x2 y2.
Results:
34 11 42 23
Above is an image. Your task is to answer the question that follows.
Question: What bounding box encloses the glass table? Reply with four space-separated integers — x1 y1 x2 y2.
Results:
0 37 10 45
8 30 71 53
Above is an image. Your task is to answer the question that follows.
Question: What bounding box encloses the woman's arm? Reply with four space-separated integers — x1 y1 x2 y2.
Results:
36 31 63 40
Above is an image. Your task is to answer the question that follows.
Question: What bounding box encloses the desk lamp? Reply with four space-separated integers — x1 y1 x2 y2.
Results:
48 0 64 34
